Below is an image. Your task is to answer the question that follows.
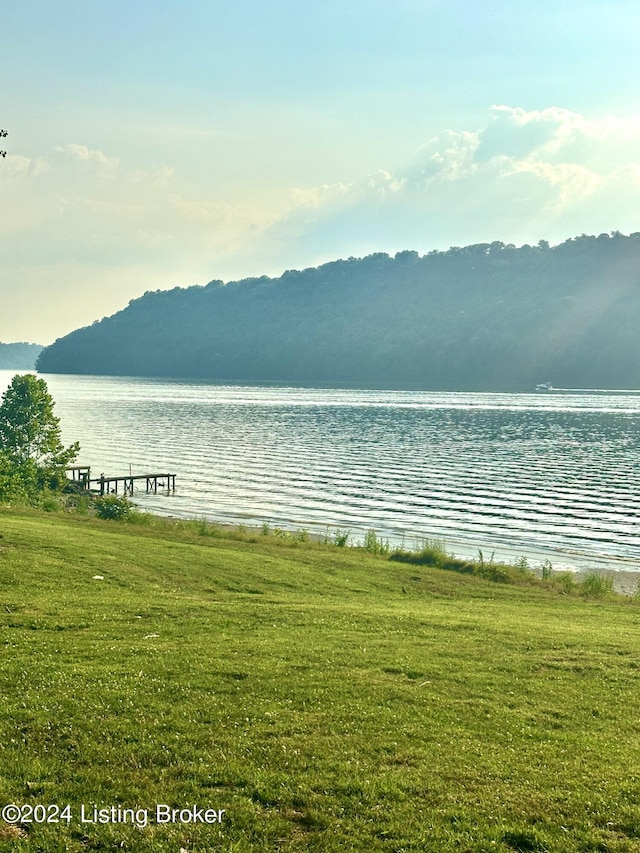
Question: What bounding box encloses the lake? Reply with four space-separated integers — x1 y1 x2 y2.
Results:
2 371 640 573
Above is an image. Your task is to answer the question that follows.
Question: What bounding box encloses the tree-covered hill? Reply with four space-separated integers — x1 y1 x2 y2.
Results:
0 342 43 370
36 232 640 390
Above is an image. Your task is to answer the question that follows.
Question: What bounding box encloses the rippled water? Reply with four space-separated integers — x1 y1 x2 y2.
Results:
3 371 640 572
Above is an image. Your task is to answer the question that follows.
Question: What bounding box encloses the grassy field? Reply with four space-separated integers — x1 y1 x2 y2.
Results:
1 508 640 852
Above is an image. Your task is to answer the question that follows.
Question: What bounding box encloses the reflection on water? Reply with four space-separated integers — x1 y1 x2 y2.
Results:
2 371 639 573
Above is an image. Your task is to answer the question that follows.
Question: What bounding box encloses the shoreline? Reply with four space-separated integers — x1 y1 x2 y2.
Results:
143 511 640 596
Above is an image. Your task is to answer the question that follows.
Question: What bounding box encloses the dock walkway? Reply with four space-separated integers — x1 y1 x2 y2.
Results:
66 466 176 495
92 473 176 495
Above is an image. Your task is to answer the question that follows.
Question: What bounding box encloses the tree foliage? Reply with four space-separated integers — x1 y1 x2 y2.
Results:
36 231 640 391
0 374 79 499
0 342 43 369
0 450 31 502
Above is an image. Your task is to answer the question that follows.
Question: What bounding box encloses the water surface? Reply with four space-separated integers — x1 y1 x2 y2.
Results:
2 371 639 573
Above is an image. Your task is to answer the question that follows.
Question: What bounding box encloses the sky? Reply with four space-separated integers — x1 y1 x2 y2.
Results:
2 0 640 344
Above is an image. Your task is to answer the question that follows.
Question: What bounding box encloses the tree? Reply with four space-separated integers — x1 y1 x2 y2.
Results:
0 374 79 489
0 450 31 502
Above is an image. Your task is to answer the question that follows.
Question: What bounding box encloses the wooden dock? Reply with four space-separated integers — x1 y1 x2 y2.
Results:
66 465 91 488
66 466 176 495
92 473 176 496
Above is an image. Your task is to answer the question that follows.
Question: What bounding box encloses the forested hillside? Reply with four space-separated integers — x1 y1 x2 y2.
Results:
37 233 640 390
0 342 43 370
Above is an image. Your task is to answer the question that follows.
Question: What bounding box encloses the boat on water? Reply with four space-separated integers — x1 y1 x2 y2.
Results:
535 382 640 395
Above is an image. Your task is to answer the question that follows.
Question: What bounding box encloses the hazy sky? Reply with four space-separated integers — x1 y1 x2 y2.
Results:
2 0 640 343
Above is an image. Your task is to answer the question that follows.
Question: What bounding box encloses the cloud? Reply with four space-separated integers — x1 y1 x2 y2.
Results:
0 141 184 257
0 136 283 300
477 105 640 173
265 105 640 262
127 165 175 184
289 182 350 208
405 130 480 186
2 154 49 178
53 143 120 174
475 105 569 162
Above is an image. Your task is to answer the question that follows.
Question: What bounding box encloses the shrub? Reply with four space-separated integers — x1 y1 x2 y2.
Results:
363 529 390 556
273 527 290 539
189 516 219 536
390 540 475 575
66 493 90 515
554 572 577 595
472 548 504 582
474 561 509 583
334 529 350 547
40 490 61 512
513 555 531 574
390 538 450 566
94 494 134 520
580 572 614 598
419 538 449 562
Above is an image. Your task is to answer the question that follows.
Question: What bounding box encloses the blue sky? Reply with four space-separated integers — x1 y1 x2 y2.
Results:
2 0 640 342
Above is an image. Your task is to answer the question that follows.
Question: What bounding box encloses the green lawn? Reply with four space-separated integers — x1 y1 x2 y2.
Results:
1 508 640 851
